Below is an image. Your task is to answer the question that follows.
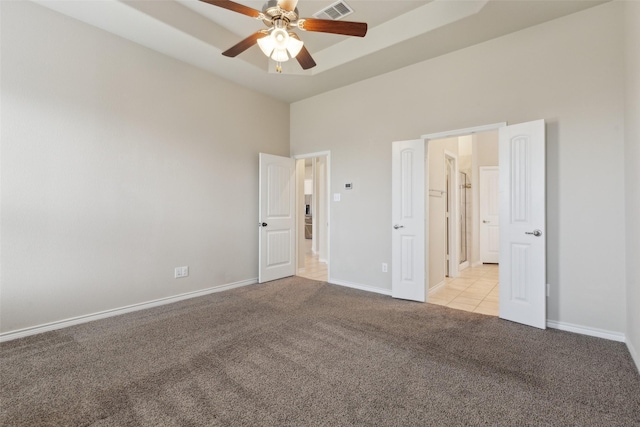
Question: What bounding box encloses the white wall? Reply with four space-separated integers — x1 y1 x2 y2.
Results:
0 1 289 334
624 0 640 370
291 2 627 334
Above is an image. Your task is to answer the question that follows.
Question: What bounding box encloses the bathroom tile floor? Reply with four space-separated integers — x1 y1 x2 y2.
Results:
428 264 499 316
297 243 496 315
297 240 328 282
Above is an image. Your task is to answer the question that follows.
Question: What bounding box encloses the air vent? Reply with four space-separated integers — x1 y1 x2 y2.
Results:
312 0 354 21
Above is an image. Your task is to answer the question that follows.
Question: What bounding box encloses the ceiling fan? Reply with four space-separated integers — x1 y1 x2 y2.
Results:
199 0 368 72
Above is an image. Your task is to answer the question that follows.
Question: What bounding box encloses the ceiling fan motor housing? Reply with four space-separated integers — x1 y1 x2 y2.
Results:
262 0 299 26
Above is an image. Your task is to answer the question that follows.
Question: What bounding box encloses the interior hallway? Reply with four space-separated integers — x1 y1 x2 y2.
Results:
297 239 328 282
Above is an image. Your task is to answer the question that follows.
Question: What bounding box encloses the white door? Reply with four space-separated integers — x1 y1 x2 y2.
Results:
391 140 426 302
480 167 500 263
498 120 546 329
259 153 296 283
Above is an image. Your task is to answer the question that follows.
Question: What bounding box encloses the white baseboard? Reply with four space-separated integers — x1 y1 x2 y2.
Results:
329 278 392 296
0 278 258 343
627 339 640 373
546 320 626 343
428 280 446 294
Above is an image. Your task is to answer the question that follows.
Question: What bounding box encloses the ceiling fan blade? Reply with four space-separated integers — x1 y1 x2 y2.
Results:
295 46 317 70
198 0 262 18
298 18 367 37
277 0 298 12
222 31 266 57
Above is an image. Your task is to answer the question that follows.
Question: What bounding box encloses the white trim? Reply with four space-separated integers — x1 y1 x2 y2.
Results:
293 151 331 160
422 122 507 140
444 150 459 279
329 278 393 296
546 320 626 343
628 340 640 373
428 280 446 294
459 261 469 270
0 278 257 343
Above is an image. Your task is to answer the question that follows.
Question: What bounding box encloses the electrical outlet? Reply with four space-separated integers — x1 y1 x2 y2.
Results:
174 266 189 279
382 263 388 273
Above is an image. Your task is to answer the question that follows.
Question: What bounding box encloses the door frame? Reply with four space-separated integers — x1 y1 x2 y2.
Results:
393 121 547 328
422 123 506 296
444 151 459 279
293 151 331 281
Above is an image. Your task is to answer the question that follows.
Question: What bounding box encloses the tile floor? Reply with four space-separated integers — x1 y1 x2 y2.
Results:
296 245 496 315
428 264 499 316
297 240 328 282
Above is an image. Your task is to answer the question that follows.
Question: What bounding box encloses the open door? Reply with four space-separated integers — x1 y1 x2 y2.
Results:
259 153 296 283
391 140 426 302
498 120 546 329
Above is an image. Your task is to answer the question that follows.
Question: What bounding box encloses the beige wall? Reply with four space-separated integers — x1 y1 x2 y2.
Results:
475 131 499 167
291 2 627 334
0 2 289 333
624 0 640 370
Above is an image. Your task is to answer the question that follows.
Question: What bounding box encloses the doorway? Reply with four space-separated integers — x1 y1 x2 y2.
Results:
295 153 330 282
426 132 500 316
391 119 547 329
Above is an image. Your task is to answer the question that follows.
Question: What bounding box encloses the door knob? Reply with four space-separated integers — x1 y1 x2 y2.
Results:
525 229 542 237
259 222 268 227
393 224 404 229
483 220 490 224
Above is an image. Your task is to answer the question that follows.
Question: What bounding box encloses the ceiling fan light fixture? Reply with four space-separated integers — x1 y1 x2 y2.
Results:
286 35 304 58
257 34 276 57
271 48 289 62
258 29 303 63
272 28 289 50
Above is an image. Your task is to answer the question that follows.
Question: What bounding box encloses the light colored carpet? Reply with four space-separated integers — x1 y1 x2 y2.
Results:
1 276 639 426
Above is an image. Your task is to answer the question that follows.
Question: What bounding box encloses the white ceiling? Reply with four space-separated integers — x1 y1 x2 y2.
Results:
34 0 607 103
